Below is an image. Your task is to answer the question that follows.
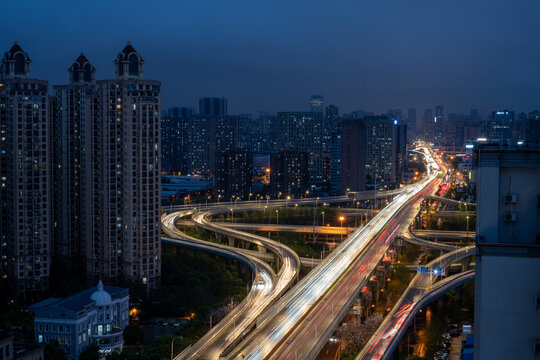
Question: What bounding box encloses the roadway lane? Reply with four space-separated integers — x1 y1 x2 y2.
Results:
357 246 475 360
224 146 442 360
216 222 356 235
161 211 279 360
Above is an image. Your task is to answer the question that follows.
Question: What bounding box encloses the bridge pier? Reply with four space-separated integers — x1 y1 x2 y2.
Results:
461 257 471 272
228 236 235 247
257 244 265 253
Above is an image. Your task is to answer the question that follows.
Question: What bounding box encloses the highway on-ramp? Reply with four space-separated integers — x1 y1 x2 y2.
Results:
357 246 475 360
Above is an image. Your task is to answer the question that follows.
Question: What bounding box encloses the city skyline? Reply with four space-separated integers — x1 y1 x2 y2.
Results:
2 0 540 114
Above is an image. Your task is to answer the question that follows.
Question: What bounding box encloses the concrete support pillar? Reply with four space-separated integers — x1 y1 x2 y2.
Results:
228 236 235 247
257 245 265 253
461 257 471 272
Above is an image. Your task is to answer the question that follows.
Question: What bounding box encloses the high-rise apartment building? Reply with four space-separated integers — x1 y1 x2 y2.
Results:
488 110 514 141
0 43 51 299
423 108 434 143
276 112 323 185
161 107 192 174
329 129 342 196
473 142 540 360
199 97 227 116
365 115 398 188
51 54 96 269
341 119 367 193
52 43 161 289
270 149 309 198
434 105 444 144
310 95 324 113
90 44 161 288
407 108 416 136
215 149 252 200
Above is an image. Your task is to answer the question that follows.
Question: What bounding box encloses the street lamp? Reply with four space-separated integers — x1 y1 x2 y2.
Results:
305 190 309 198
249 193 252 201
339 216 345 241
466 215 470 240
171 336 182 360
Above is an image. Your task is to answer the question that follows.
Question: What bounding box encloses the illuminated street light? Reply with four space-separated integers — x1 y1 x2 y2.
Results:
339 216 345 241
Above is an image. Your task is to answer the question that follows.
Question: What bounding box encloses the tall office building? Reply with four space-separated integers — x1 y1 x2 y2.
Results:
199 97 227 116
51 54 96 269
88 44 161 288
216 149 252 200
0 43 51 299
473 142 540 360
310 95 324 113
276 112 323 184
365 115 398 188
341 119 367 193
270 149 309 198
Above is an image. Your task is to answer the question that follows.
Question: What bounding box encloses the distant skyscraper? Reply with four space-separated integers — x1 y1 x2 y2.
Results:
434 105 444 144
0 43 51 299
276 112 323 184
341 119 367 193
199 97 227 116
216 149 252 200
310 95 324 113
161 107 192 174
270 149 309 198
407 108 416 135
423 108 434 142
473 142 540 360
489 110 514 141
329 129 342 195
365 115 398 188
527 110 540 141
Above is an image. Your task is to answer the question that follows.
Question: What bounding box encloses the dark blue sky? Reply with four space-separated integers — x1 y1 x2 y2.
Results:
2 0 540 116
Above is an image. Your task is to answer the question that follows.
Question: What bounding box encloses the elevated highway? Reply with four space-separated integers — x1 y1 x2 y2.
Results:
161 211 279 359
223 146 443 360
215 222 356 235
412 229 475 240
358 246 475 360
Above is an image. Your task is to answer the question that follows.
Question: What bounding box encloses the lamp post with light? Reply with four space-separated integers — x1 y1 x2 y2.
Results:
339 216 345 241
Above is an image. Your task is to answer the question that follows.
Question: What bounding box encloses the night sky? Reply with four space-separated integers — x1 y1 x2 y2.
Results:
2 0 540 116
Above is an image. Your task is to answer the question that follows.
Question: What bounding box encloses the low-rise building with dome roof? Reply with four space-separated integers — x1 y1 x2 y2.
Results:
29 281 129 359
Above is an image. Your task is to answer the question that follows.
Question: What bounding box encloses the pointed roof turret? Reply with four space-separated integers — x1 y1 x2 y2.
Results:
1 41 31 79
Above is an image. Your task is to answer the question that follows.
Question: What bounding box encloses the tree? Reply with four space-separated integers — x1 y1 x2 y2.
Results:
44 340 67 360
79 343 100 360
406 356 429 360
123 324 145 345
